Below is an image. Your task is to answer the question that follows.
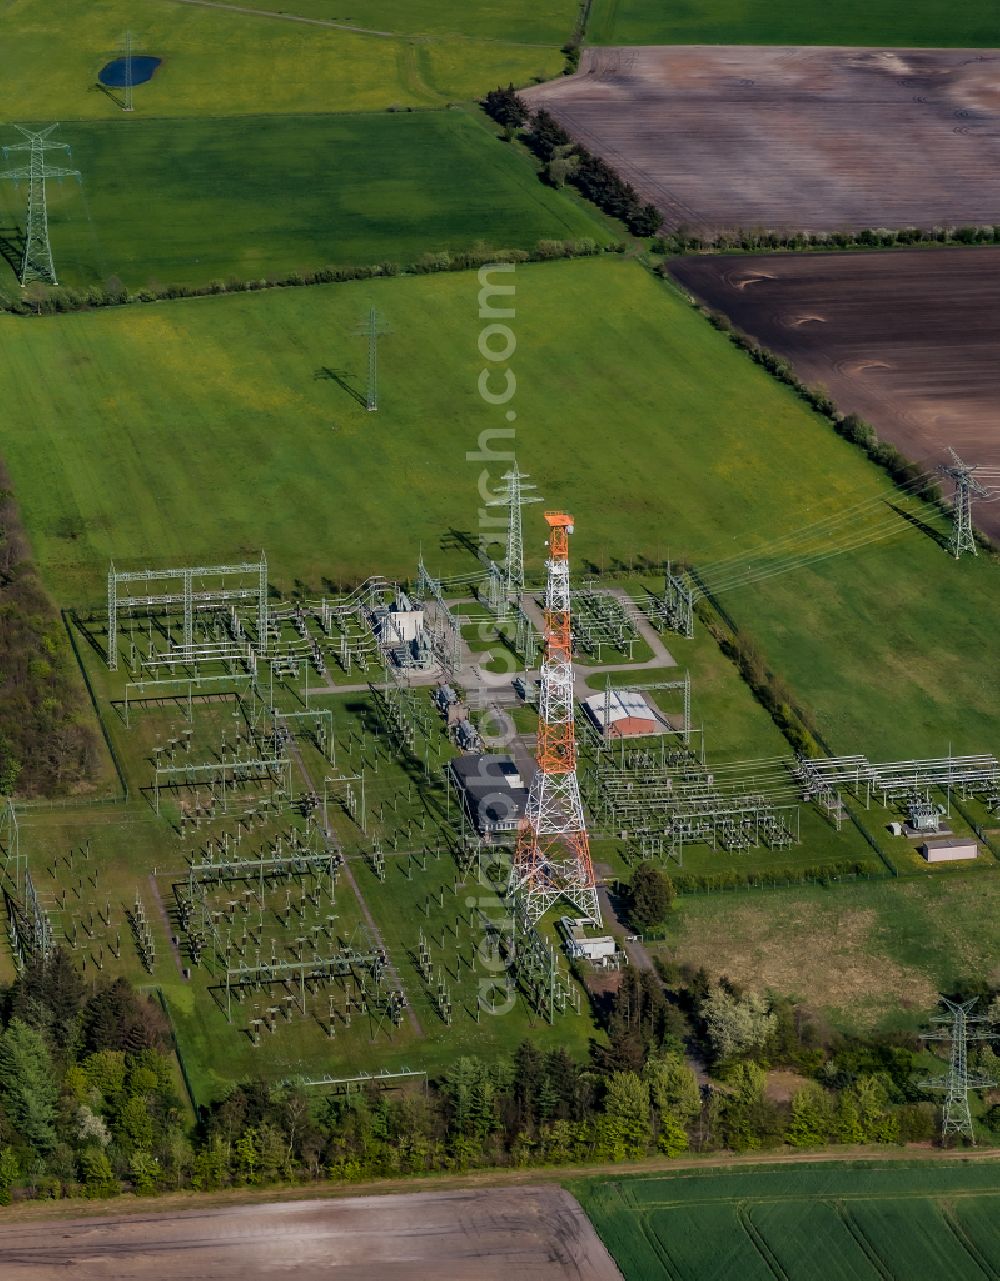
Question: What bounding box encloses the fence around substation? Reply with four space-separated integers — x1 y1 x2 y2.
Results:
62 608 130 803
657 855 1000 903
151 986 200 1116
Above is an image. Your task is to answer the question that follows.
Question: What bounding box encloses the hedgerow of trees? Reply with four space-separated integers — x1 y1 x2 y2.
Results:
483 88 662 237
655 222 1000 255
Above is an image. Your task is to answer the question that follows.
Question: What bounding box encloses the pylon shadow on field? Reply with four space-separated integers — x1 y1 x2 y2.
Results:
887 500 949 551
314 366 366 408
0 227 24 282
442 527 485 560
90 81 126 111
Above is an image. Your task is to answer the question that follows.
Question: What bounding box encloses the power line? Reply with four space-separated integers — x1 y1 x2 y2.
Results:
122 29 135 113
921 996 997 1144
696 471 935 581
0 124 80 286
694 510 918 601
485 460 542 602
938 448 989 559
353 307 389 413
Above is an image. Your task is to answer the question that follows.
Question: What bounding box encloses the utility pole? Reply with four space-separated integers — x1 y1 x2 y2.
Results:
0 125 80 287
921 996 997 1143
486 461 542 602
509 511 602 927
354 307 389 412
938 447 989 559
123 30 135 113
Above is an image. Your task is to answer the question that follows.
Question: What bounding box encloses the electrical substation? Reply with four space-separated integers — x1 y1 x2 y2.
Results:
2 472 999 1095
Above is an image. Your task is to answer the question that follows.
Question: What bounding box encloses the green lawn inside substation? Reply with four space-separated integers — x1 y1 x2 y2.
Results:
0 110 606 292
1 0 562 123
586 0 1000 46
2 257 998 761
572 1163 1000 1281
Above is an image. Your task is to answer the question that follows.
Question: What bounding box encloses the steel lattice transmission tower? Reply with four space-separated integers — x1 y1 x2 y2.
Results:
938 447 989 559
354 307 389 412
486 461 542 601
509 512 601 927
921 996 997 1143
122 30 136 113
0 125 80 287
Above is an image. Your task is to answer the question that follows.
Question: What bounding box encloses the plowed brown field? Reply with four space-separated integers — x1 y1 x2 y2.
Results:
526 47 1000 233
0 1186 623 1281
669 247 1000 540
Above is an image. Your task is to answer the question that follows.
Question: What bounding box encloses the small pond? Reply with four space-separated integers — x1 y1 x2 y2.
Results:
98 56 162 88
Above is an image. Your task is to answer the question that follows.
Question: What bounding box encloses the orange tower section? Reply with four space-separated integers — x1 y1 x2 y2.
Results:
508 513 601 926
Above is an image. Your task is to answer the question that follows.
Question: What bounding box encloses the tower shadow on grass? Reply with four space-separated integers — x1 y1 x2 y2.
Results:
443 527 481 558
89 81 126 111
886 500 950 552
314 366 366 409
0 226 24 282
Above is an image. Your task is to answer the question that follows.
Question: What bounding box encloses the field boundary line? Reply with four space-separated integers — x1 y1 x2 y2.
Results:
157 0 560 47
736 1200 788 1280
940 1202 997 1279
834 1200 893 1281
5 1150 1000 1224
634 1206 683 1281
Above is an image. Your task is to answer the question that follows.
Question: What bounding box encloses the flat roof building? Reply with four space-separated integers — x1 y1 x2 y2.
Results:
558 917 619 965
582 689 658 739
450 753 530 838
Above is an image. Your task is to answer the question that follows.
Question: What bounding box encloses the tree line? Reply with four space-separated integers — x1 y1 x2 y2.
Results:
0 464 99 796
0 240 617 318
3 943 990 1203
656 223 1000 255
483 85 662 237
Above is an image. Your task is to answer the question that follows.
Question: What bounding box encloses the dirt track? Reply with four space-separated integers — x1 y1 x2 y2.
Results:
0 1186 622 1281
669 247 1000 540
526 46 1000 232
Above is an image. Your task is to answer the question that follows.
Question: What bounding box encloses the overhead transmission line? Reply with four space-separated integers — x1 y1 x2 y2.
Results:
695 471 935 579
688 472 938 600
696 517 916 600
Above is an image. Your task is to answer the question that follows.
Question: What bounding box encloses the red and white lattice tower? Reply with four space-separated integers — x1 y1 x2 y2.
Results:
509 512 602 926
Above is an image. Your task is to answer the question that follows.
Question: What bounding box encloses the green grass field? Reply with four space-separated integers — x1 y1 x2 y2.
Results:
229 0 580 43
1 0 562 123
586 0 1000 47
1 257 997 762
0 111 605 291
573 1163 1000 1280
664 874 1000 1031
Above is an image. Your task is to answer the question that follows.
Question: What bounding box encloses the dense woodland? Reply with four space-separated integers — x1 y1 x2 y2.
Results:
2 919 992 1203
0 465 99 796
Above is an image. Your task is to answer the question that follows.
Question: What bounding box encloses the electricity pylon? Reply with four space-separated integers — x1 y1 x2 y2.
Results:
509 511 601 927
938 447 989 559
486 461 542 601
122 30 135 113
353 307 389 412
0 125 80 287
921 996 997 1143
